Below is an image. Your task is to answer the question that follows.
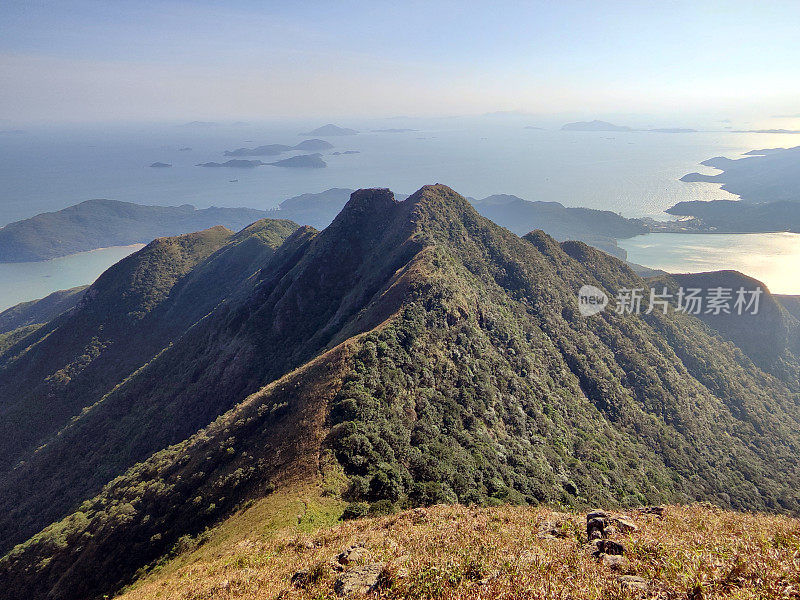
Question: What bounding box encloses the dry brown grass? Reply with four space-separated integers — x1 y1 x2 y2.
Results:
118 503 800 600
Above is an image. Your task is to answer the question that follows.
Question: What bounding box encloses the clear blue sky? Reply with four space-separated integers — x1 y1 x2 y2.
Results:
2 0 799 123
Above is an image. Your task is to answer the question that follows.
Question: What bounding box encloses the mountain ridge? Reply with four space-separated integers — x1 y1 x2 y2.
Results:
2 185 800 600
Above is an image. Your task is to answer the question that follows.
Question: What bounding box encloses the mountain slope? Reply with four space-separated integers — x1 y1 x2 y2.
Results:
0 221 298 545
0 189 426 554
0 226 236 469
0 286 88 334
2 185 800 600
645 270 800 387
471 194 645 259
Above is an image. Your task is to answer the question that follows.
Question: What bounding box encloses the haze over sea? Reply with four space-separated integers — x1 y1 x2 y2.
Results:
1 118 799 309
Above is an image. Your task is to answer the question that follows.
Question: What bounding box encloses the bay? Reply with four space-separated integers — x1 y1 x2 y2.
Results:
0 245 143 311
619 232 800 295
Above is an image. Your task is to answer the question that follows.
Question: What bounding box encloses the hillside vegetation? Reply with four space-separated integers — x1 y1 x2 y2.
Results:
1 186 799 600
0 285 88 334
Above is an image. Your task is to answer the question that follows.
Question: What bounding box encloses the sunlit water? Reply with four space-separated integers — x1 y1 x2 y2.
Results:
0 245 143 311
2 119 795 226
619 232 800 295
1 119 798 309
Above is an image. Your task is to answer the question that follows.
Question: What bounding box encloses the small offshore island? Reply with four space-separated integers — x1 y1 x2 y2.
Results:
199 153 328 169
269 153 327 168
197 159 266 168
561 120 697 133
224 138 333 157
302 123 358 136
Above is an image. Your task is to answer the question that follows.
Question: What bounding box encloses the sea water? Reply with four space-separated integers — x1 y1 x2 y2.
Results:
0 245 143 311
619 232 800 295
1 118 798 309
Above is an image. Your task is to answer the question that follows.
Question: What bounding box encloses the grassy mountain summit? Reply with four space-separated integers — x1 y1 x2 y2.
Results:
113 502 800 600
1 185 800 600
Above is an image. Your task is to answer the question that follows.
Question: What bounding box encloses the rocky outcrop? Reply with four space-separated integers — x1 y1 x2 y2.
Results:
333 564 385 597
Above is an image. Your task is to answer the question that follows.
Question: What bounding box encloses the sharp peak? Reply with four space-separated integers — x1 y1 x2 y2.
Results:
404 184 483 218
408 183 462 199
326 184 477 235
346 187 399 210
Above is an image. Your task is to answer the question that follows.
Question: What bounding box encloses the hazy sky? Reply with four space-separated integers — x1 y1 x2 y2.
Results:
2 0 799 124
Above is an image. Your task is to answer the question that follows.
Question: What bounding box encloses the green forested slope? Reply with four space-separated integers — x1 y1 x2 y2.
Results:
0 222 298 547
0 286 88 334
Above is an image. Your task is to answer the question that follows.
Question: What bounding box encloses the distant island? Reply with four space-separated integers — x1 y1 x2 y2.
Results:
197 159 265 168
562 120 633 132
331 150 360 155
680 146 800 203
733 129 800 134
149 162 172 168
562 121 697 133
302 124 358 136
224 144 291 157
224 139 333 157
177 147 192 151
293 138 334 151
268 153 327 168
371 128 416 133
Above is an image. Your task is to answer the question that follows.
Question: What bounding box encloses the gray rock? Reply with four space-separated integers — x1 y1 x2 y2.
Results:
337 545 369 565
618 575 649 591
638 505 665 517
601 553 629 571
587 517 606 539
595 539 625 556
612 517 638 533
334 563 385 597
586 510 609 522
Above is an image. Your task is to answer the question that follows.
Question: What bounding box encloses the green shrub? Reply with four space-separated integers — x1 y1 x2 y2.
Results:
341 502 370 521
